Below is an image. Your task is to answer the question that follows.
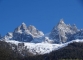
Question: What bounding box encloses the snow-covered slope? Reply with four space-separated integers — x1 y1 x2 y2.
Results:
5 39 83 55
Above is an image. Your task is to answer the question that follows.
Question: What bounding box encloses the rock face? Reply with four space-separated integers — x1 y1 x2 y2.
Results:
2 19 83 43
27 25 44 38
68 29 83 41
49 19 78 43
3 22 44 42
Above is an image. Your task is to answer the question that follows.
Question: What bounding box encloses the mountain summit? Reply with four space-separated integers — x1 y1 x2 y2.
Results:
20 22 27 30
1 19 82 44
58 19 65 24
14 22 27 33
3 23 44 42
49 19 78 43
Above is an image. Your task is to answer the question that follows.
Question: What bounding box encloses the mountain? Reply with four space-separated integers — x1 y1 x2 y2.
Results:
2 19 81 43
48 19 78 43
1 19 83 55
2 22 44 42
35 19 79 44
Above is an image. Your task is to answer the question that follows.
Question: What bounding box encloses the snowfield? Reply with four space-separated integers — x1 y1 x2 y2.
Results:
5 39 83 55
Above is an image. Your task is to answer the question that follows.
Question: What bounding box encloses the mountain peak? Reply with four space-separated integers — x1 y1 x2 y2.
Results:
21 22 26 25
21 22 27 27
59 19 65 24
29 25 35 28
56 19 66 29
13 22 27 33
20 22 27 30
28 25 36 30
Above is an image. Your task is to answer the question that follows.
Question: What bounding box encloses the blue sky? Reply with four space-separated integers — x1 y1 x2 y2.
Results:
0 0 83 35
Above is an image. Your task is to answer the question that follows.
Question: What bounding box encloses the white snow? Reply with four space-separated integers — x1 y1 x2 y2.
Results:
24 43 63 54
5 40 21 45
4 32 13 40
4 39 83 55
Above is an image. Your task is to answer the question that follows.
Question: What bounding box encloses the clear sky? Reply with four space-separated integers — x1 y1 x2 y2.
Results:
0 0 83 36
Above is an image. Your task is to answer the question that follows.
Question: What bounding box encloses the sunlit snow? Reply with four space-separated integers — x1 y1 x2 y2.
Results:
5 39 83 54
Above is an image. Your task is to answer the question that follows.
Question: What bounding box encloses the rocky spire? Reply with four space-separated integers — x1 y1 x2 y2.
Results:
54 19 66 30
27 25 38 34
20 22 27 30
58 18 65 24
27 25 44 37
28 25 36 30
14 22 27 33
71 24 78 32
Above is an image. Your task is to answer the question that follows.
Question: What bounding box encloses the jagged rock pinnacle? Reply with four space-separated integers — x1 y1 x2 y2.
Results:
28 25 36 30
20 22 27 30
55 19 66 29
59 19 65 24
29 25 36 28
22 22 26 25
